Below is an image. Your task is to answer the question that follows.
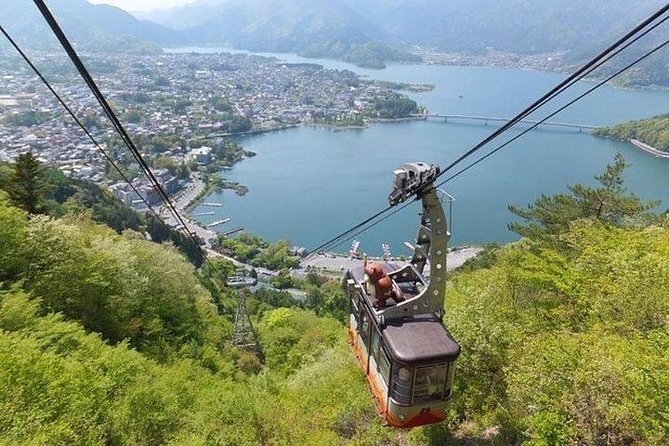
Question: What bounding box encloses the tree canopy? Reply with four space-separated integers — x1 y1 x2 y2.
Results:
1 154 668 445
594 114 669 151
508 153 658 242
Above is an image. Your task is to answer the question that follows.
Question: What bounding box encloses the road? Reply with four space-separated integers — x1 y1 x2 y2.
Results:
161 175 219 247
300 246 484 274
630 139 669 159
173 175 207 210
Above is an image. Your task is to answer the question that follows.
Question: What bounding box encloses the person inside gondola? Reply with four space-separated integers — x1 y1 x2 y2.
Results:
363 260 405 309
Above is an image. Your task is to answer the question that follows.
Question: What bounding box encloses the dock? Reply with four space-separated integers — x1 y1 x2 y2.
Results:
203 202 223 207
192 211 215 217
206 218 231 228
223 226 244 236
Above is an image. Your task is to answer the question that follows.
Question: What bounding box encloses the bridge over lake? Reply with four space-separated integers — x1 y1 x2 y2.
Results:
423 114 597 132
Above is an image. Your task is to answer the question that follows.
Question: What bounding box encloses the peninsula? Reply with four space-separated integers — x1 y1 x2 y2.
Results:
594 114 669 158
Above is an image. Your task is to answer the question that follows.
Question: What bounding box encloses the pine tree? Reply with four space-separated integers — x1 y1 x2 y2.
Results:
8 152 47 214
508 154 658 240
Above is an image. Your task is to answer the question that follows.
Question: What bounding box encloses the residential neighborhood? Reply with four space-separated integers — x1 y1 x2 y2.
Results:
0 50 417 216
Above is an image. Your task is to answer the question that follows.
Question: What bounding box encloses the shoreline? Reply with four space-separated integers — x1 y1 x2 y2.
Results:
166 46 669 92
629 139 669 159
198 124 300 140
302 245 484 273
310 115 427 132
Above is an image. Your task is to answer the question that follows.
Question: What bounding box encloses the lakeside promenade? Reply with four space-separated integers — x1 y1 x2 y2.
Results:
301 246 483 274
630 139 669 159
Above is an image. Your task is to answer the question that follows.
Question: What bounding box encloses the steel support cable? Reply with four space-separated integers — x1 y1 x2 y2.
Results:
32 0 202 250
310 28 669 255
436 35 669 187
32 3 189 234
306 7 669 257
2 27 211 270
0 25 162 221
32 0 215 269
433 3 669 181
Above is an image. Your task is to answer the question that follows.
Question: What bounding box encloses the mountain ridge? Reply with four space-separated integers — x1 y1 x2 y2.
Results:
0 0 177 53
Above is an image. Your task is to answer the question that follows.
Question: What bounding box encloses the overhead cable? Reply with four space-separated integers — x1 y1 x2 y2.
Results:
321 34 669 254
0 25 162 221
306 7 669 255
32 0 202 249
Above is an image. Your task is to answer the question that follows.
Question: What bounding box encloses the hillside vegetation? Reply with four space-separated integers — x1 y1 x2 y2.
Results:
5 0 668 83
1 154 668 445
594 114 669 152
0 0 174 53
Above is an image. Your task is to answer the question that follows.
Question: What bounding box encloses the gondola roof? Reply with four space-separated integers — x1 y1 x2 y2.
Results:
382 314 461 363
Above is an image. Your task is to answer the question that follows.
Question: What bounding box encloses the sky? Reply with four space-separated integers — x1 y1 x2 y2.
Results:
88 0 197 12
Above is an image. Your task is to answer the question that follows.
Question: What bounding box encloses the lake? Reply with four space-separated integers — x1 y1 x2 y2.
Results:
180 48 669 255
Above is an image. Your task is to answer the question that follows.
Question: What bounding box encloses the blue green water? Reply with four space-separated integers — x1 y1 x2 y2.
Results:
190 51 669 255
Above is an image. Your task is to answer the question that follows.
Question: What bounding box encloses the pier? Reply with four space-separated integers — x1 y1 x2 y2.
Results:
206 218 231 228
423 114 596 132
192 211 215 217
203 202 223 207
223 226 244 236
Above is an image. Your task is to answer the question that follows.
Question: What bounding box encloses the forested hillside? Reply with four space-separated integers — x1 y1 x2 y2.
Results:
1 154 668 445
0 154 204 265
594 114 669 151
0 0 175 53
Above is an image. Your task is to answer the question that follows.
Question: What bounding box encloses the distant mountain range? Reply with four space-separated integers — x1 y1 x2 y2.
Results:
137 0 666 55
2 0 667 83
0 0 176 53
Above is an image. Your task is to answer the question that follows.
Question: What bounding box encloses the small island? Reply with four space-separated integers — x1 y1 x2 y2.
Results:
594 114 669 158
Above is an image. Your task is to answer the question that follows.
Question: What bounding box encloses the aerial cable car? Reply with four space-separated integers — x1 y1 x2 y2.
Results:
344 162 460 428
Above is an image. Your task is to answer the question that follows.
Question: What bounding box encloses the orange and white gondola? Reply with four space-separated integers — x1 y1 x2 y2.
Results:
344 162 460 429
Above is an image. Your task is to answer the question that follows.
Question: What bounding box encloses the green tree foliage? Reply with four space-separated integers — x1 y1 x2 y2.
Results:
373 93 419 119
508 154 658 242
269 269 297 289
2 110 50 126
152 155 190 179
60 182 143 233
2 152 668 445
15 213 224 361
247 287 302 317
153 76 171 87
219 231 265 261
0 192 27 281
305 277 349 322
227 115 253 133
210 96 233 112
6 151 48 214
199 257 238 313
173 98 192 114
219 233 299 270
251 240 300 270
444 218 669 444
123 109 143 124
594 114 669 151
301 41 421 69
0 284 387 445
256 307 342 374
145 213 205 267
80 113 103 130
1 158 203 266
211 140 249 166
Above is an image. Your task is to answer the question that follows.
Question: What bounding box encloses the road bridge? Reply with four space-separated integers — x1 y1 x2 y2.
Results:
423 114 596 132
